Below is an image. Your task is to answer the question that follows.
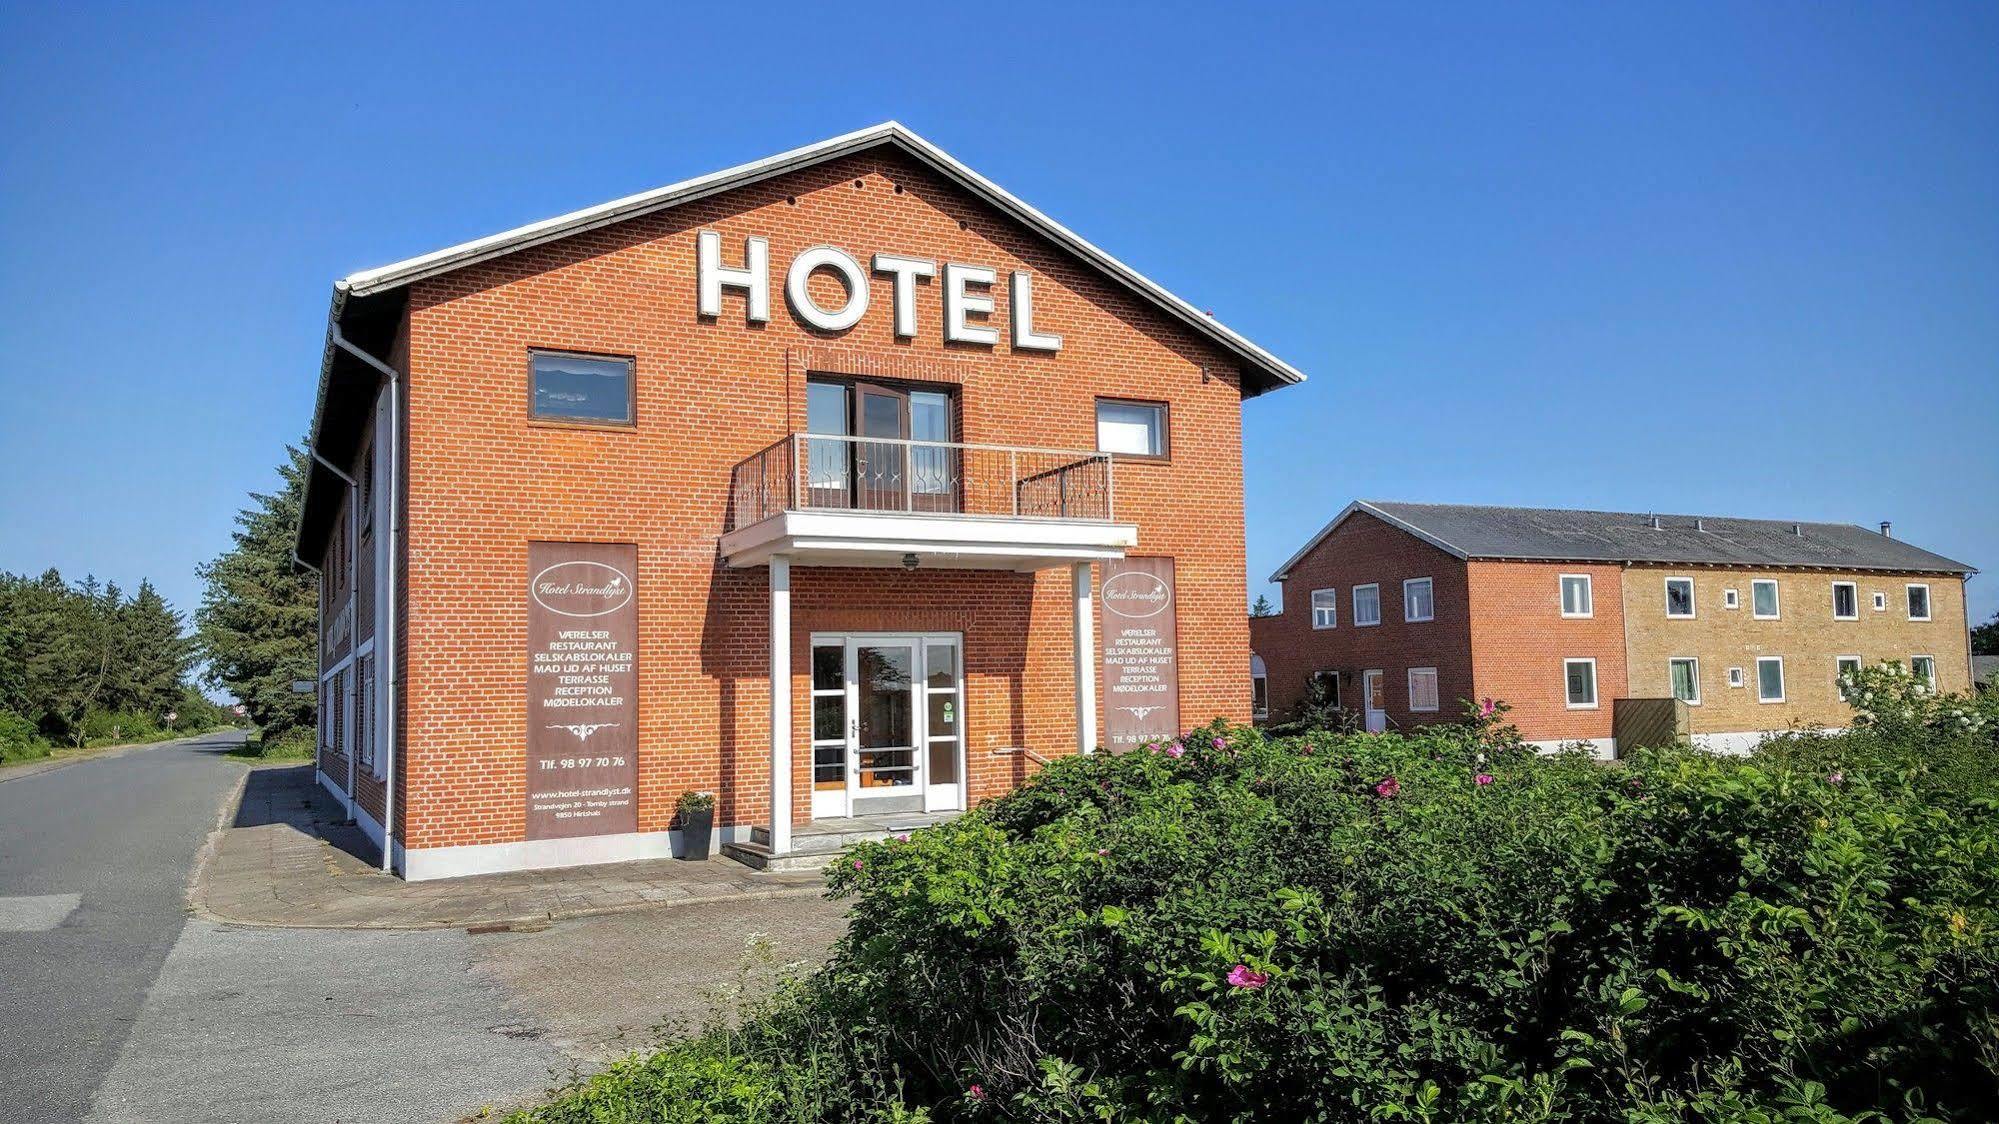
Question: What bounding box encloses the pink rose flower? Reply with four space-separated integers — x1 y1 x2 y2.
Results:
1166 742 1185 759
1375 776 1400 798
1211 736 1227 751
966 1084 986 1101
852 859 864 870
1479 697 1496 717
895 833 911 842
1226 964 1270 989
1475 773 1494 786
1828 771 1844 785
1096 848 1109 856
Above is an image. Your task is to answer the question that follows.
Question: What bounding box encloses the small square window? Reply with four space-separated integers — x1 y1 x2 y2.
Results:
531 350 634 424
1407 667 1439 712
1832 582 1858 620
1564 658 1598 709
1751 579 1780 619
1669 657 1700 705
1756 657 1785 703
1872 591 1887 612
1095 399 1167 458
1727 666 1745 688
1403 578 1434 623
1310 589 1338 630
1353 583 1381 627
1560 574 1592 618
1723 588 1740 610
1909 655 1936 689
1836 656 1862 682
1905 584 1931 621
1665 577 1695 618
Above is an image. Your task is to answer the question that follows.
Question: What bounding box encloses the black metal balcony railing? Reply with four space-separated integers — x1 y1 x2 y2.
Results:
728 434 1115 532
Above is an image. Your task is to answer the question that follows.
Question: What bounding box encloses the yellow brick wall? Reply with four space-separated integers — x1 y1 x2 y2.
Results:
1620 564 1970 735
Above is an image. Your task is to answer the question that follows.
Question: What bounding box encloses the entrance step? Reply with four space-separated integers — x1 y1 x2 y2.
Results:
726 812 961 873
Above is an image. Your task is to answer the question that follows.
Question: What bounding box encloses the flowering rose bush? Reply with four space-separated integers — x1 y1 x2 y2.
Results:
511 717 1998 1124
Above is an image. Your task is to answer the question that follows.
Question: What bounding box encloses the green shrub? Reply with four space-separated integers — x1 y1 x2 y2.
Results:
0 709 50 764
79 709 162 746
510 719 1999 1123
244 725 316 760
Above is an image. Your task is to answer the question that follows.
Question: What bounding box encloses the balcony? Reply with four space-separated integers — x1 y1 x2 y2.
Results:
720 434 1138 571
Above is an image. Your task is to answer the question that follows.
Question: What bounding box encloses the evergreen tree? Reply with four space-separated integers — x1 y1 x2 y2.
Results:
1250 594 1275 618
1973 609 1998 657
195 445 319 736
118 580 194 715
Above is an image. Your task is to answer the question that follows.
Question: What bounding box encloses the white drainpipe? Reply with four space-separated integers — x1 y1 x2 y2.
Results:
332 326 402 874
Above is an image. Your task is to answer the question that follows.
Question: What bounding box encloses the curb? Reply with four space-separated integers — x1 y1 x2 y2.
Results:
189 880 832 933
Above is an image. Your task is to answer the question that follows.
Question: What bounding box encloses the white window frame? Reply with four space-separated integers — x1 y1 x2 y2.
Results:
1756 656 1786 704
1402 577 1434 623
1750 579 1781 620
1352 583 1382 627
1905 583 1931 622
1727 666 1745 688
1310 588 1338 630
1665 576 1697 619
1835 655 1862 683
1250 653 1268 721
1559 573 1593 618
1872 590 1887 612
1909 655 1936 689
1564 657 1599 710
1668 656 1701 706
1831 581 1859 621
1407 666 1439 713
1723 587 1740 610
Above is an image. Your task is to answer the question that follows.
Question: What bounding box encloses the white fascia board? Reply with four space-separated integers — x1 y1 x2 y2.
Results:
328 122 1304 392
720 510 1137 570
1268 501 1472 583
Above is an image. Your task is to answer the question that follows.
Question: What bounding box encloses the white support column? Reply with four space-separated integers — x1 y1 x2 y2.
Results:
768 554 793 855
1072 560 1097 755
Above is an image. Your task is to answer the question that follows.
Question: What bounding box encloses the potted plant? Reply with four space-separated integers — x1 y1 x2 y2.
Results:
676 790 715 860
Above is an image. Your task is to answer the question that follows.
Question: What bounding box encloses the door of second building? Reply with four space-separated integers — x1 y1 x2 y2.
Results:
1362 669 1387 733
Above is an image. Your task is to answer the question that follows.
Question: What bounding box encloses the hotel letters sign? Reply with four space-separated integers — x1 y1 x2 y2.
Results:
526 542 639 840
1099 556 1180 752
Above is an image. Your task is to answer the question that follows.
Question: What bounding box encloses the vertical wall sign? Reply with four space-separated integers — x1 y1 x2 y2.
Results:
1099 556 1180 752
526 542 639 839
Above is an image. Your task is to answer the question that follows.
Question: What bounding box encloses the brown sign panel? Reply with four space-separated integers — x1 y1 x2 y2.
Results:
1100 556 1180 752
526 542 639 839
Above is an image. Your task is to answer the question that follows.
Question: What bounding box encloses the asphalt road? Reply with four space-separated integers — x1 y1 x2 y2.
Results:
0 731 248 1124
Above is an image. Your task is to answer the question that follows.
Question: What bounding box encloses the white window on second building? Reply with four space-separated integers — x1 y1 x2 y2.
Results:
1909 655 1936 689
1905 583 1931 621
1832 581 1859 621
1756 656 1786 703
1250 653 1269 720
1094 399 1168 459
1353 583 1382 627
1407 666 1439 712
1403 577 1434 623
1665 577 1696 619
1669 657 1700 705
1560 574 1592 618
1310 588 1338 629
1751 579 1781 619
1564 658 1598 709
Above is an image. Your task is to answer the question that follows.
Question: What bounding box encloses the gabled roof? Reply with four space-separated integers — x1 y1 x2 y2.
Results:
328 120 1306 395
1270 500 1977 582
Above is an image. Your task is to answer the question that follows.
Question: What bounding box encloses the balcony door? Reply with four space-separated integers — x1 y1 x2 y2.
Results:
805 379 957 514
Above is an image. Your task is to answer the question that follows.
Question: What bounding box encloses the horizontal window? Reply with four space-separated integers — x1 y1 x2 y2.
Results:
1310 588 1338 630
531 350 633 424
1565 658 1598 709
1403 577 1434 623
1353 583 1381 627
1751 579 1780 619
1560 574 1592 618
1095 399 1167 459
1407 667 1439 712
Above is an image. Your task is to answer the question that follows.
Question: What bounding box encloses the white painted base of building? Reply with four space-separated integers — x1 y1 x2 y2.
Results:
1528 737 1617 760
399 824 756 882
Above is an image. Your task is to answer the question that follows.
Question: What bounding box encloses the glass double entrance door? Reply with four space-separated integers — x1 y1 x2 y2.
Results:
809 634 964 819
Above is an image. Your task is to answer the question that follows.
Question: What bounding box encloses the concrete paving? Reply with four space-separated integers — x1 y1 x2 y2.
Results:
192 763 829 929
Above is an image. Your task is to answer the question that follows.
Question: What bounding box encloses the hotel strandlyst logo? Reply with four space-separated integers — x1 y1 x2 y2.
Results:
531 561 634 618
1101 571 1170 620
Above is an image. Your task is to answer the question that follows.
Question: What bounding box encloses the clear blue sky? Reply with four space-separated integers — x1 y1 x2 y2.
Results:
2 2 1995 634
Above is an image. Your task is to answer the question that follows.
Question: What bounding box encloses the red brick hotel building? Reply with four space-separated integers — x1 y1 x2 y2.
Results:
295 123 1303 879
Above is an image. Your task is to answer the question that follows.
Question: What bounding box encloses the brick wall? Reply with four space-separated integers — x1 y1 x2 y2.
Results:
1251 513 1472 729
1621 565 1972 735
395 150 1255 851
1465 561 1627 744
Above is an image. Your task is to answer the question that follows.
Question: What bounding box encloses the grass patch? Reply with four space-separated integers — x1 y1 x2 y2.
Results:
229 725 316 761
